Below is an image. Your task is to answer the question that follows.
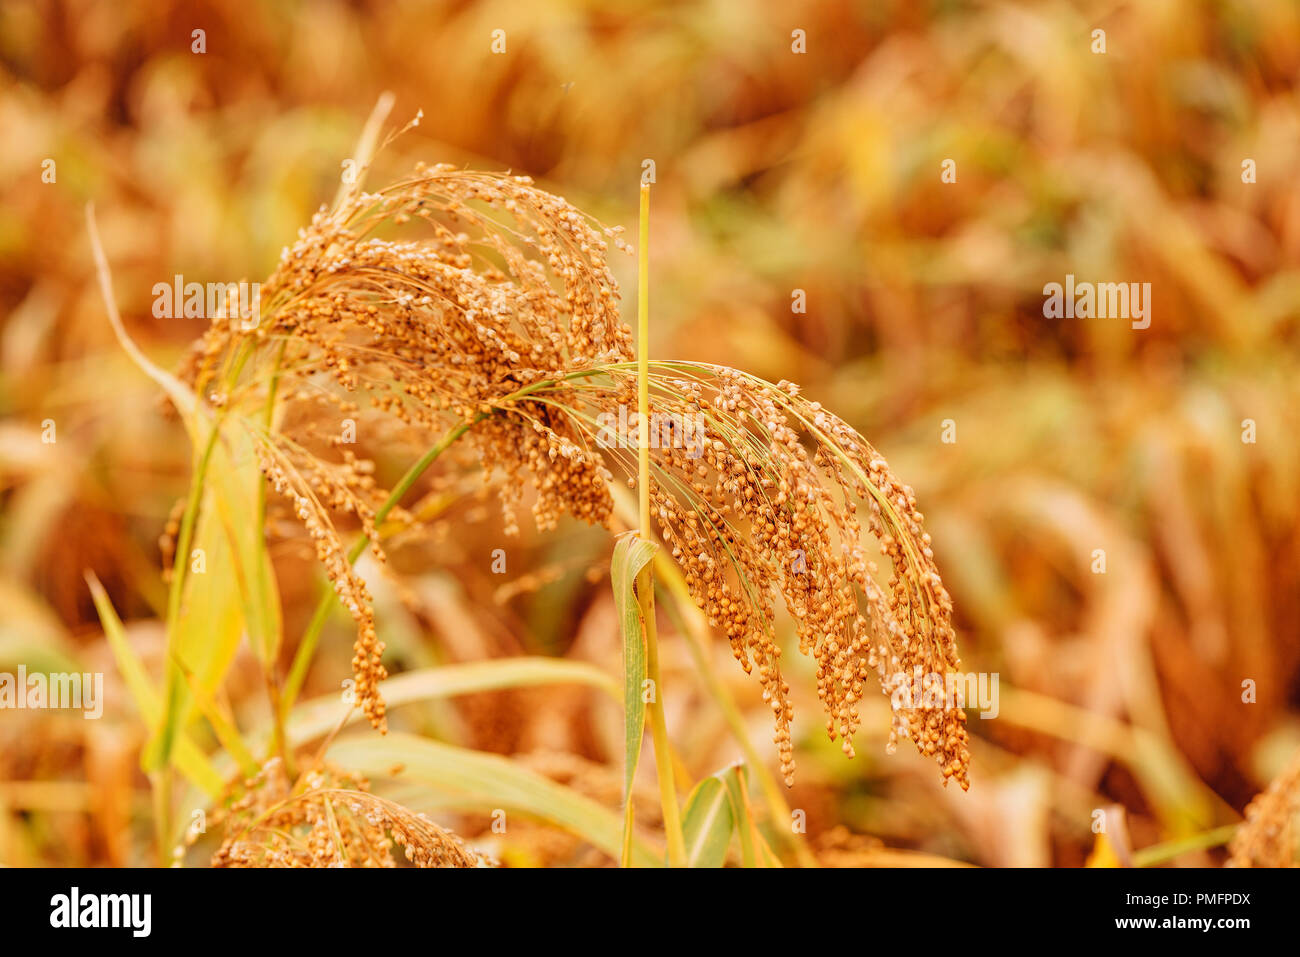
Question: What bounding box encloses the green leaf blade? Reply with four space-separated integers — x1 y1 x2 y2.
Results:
86 573 224 799
327 732 661 867
681 774 735 868
611 530 658 864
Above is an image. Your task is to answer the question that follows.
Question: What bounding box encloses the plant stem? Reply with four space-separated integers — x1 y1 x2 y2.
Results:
165 423 223 633
266 674 295 779
156 339 258 776
634 182 687 867
150 770 172 867
146 419 223 825
636 195 652 551
639 582 685 866
1132 824 1239 867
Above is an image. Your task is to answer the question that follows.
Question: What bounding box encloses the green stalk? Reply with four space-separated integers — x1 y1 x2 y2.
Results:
164 425 222 633
146 419 222 809
634 183 687 868
150 770 172 867
154 338 256 775
1132 824 1239 867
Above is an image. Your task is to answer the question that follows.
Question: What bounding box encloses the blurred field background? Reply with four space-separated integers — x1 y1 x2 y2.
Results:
2 0 1299 866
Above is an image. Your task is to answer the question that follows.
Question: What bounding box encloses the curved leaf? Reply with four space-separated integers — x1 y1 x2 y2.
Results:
611 530 658 863
681 774 734 868
327 732 660 867
285 658 619 744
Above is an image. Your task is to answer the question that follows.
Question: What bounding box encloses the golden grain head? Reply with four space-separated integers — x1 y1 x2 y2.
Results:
179 165 968 789
209 758 495 868
1229 748 1300 868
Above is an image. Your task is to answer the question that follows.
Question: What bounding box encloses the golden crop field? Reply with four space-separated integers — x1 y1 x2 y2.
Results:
0 0 1298 877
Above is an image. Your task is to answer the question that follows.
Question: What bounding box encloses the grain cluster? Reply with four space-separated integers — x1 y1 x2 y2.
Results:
177 165 968 788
